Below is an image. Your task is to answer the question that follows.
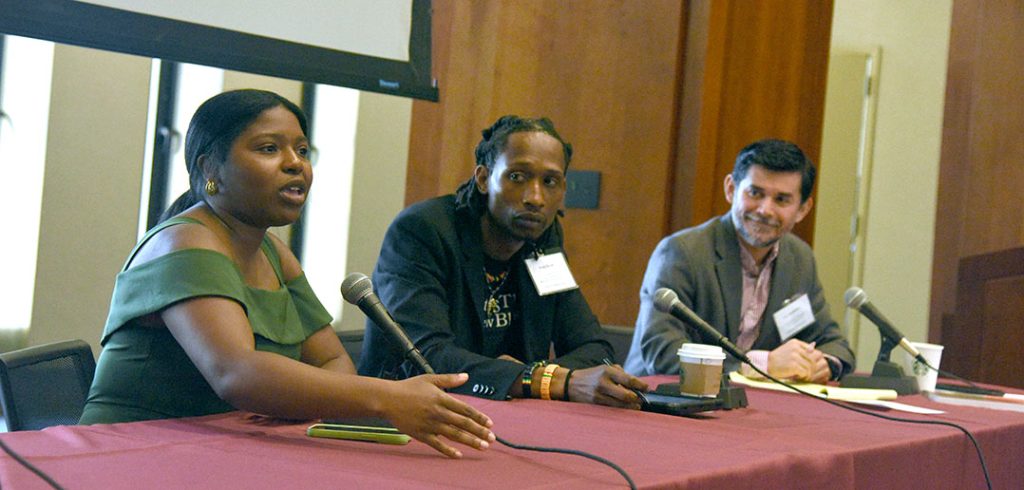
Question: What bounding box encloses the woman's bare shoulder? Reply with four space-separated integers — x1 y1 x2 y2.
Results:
127 214 230 270
266 231 303 282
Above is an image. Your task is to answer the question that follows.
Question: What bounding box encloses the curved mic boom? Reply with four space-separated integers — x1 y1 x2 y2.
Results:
844 287 923 362
654 288 747 362
341 273 434 374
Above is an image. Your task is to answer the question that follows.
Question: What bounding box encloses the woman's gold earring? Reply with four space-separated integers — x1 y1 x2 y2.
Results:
205 179 219 196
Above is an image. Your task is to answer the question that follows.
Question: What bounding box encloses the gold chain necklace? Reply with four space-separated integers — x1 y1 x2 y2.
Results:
484 267 511 317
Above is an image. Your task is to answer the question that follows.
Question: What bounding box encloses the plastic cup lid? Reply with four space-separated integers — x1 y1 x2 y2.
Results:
677 343 726 360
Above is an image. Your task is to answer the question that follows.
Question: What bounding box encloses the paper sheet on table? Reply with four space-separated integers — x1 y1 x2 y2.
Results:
925 390 1024 413
845 399 944 414
729 372 898 400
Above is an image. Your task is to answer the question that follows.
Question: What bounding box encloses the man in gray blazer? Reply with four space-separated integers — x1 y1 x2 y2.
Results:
624 139 854 382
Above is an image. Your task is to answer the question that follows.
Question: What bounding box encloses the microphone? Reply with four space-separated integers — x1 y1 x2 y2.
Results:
844 287 924 363
341 273 434 374
653 288 748 362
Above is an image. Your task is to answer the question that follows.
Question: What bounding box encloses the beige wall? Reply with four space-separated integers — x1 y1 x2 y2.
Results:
222 72 302 103
28 45 152 352
824 0 953 369
336 92 412 332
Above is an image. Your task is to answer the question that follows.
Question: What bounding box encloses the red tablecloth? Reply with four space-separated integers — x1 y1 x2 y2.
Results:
2 376 1021 489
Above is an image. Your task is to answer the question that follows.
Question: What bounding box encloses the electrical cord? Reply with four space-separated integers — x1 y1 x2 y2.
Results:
496 356 999 490
372 306 639 489
0 421 638 490
495 435 637 490
918 359 983 390
936 369 981 388
743 362 992 490
0 437 64 490
654 288 993 489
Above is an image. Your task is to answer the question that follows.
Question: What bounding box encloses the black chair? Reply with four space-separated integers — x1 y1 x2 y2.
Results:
600 325 635 365
337 330 365 371
0 339 96 431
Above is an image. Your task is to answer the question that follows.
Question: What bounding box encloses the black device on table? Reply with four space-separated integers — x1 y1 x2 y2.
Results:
640 375 749 416
935 383 1005 397
637 391 724 415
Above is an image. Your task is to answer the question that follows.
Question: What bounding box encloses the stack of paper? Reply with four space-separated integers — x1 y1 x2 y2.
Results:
728 372 898 400
728 372 945 414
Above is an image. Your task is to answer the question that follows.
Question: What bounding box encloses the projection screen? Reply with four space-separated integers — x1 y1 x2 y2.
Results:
0 0 437 100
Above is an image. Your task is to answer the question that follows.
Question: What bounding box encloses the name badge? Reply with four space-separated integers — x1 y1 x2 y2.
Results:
773 293 815 341
524 252 579 296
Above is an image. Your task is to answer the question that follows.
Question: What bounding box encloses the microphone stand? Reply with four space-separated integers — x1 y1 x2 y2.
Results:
840 334 920 395
652 375 749 410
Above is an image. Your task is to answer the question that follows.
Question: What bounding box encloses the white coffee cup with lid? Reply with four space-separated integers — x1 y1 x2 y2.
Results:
678 343 726 397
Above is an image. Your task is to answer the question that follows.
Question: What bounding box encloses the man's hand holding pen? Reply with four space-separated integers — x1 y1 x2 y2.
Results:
564 359 650 409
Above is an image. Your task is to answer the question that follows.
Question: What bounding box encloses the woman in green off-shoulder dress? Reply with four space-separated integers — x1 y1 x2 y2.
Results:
79 89 494 459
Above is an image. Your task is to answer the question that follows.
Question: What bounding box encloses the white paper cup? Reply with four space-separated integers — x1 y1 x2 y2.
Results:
898 342 943 392
677 343 726 397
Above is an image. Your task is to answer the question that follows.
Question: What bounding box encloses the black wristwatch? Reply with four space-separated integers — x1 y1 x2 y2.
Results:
826 356 843 381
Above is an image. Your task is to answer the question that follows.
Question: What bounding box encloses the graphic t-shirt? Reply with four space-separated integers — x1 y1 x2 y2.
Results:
482 256 524 360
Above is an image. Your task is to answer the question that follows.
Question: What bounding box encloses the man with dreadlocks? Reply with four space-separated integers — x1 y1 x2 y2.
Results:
359 115 648 407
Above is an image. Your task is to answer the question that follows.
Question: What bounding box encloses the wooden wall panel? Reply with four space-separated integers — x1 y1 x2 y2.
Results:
930 1 1024 350
941 247 1024 389
408 0 686 325
672 0 835 241
981 278 1024 388
957 3 1024 258
407 0 836 326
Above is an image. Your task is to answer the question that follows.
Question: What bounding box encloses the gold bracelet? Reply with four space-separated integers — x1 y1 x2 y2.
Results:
540 363 560 400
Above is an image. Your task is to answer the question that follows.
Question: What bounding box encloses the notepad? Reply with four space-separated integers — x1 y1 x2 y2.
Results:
729 372 898 401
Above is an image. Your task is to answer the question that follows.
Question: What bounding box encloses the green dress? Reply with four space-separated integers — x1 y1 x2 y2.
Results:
79 217 332 424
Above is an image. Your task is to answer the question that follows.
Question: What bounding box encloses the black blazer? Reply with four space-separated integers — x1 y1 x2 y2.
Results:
359 195 612 399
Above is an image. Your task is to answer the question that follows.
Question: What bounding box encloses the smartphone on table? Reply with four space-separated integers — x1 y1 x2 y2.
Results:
307 417 411 445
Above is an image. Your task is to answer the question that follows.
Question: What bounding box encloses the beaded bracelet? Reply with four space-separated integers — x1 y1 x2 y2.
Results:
521 360 546 398
540 363 560 400
562 369 575 401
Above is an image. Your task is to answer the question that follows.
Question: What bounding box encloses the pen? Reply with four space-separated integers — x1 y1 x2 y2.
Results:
603 359 649 406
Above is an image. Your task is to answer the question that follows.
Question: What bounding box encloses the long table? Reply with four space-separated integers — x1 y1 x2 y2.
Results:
2 376 1021 489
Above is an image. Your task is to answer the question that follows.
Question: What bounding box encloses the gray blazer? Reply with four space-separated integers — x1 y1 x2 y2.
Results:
623 214 855 376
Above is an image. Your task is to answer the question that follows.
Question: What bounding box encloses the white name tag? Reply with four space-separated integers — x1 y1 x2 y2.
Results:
773 293 815 341
524 252 579 296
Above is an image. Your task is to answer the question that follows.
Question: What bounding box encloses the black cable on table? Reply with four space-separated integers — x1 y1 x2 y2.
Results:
744 363 992 490
0 438 64 490
495 435 637 490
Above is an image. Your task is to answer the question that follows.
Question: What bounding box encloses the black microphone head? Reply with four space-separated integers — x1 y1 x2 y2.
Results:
844 287 868 309
341 273 374 304
653 288 679 313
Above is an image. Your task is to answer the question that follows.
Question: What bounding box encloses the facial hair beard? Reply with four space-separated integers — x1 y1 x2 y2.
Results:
736 211 782 249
